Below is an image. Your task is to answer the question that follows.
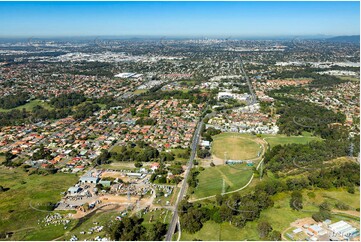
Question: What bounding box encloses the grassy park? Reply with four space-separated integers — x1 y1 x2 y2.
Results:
0 99 54 112
0 99 107 113
191 164 253 199
0 166 78 240
262 132 322 149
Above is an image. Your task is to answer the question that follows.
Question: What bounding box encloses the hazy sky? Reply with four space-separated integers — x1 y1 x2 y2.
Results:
0 1 359 37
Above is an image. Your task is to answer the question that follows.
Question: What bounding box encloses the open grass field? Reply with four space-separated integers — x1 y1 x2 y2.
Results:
180 220 258 241
133 89 148 95
338 76 360 82
0 99 54 113
254 188 359 232
142 208 172 227
60 210 120 241
191 164 253 199
212 133 262 160
99 162 137 171
183 188 360 241
0 166 78 240
170 148 189 163
0 100 106 113
262 132 322 149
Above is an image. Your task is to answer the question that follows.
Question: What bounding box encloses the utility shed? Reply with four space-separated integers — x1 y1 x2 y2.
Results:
68 186 81 194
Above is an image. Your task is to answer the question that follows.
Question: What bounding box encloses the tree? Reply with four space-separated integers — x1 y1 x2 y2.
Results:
215 194 223 206
197 148 211 159
82 203 89 212
33 144 52 160
257 221 272 239
106 217 146 241
290 191 303 211
145 221 167 241
180 209 203 233
268 230 281 241
219 204 233 222
347 185 355 194
312 202 331 222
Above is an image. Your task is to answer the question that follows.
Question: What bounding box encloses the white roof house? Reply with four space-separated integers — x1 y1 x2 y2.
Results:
200 140 210 148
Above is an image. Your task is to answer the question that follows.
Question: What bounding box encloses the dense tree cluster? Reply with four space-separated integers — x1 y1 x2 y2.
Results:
50 92 86 108
0 109 29 127
135 118 157 126
264 139 350 173
289 191 303 211
312 202 332 222
110 144 160 163
271 70 345 88
0 92 29 109
196 145 211 158
201 126 221 142
273 98 345 137
95 149 112 165
257 221 273 239
105 216 167 241
140 90 208 104
0 101 100 127
2 152 16 167
32 105 72 121
73 103 100 120
187 168 201 192
33 144 53 160
179 183 275 234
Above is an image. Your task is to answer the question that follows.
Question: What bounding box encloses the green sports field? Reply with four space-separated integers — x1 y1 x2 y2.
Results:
212 133 262 160
191 164 253 199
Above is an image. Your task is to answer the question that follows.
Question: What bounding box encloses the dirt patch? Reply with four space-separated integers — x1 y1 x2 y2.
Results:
100 194 138 203
101 172 133 182
333 209 360 217
290 217 316 228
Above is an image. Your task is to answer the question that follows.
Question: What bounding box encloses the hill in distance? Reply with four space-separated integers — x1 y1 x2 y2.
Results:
326 35 360 43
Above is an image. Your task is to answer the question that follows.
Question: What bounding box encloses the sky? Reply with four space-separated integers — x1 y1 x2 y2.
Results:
0 1 359 38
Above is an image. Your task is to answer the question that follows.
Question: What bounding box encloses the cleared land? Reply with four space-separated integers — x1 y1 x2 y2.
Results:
61 210 119 241
99 162 136 170
212 133 262 160
191 164 253 199
0 167 78 240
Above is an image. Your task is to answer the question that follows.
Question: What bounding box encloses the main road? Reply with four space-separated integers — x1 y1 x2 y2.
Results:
165 119 204 241
165 55 255 240
238 57 257 105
